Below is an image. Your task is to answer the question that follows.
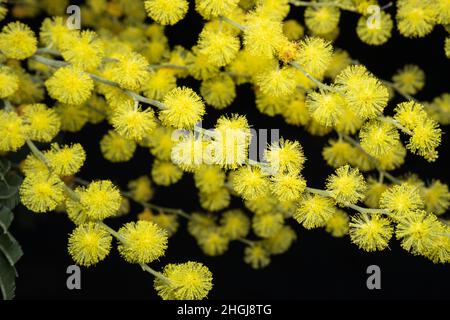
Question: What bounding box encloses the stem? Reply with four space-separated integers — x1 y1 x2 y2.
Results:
30 55 68 68
379 117 414 135
382 80 417 102
289 62 336 92
148 63 188 71
36 48 61 56
219 16 246 31
289 0 357 12
140 264 172 285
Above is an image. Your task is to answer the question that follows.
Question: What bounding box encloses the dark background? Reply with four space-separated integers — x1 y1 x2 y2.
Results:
7 1 450 300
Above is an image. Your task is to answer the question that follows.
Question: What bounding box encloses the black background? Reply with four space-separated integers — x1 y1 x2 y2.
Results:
7 1 450 300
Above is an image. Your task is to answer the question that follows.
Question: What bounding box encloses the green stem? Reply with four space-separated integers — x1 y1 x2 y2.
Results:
148 63 188 71
219 16 246 31
379 117 414 135
382 80 417 102
289 62 336 92
140 264 172 285
289 0 357 12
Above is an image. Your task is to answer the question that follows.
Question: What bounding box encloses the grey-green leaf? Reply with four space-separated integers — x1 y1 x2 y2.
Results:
0 172 22 200
0 233 23 268
0 207 12 234
0 251 16 300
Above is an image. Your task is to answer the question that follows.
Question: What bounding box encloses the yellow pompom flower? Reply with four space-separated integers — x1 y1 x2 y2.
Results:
304 5 340 35
219 209 250 240
395 211 441 255
445 37 450 58
65 193 95 226
326 165 366 205
144 69 177 101
335 65 389 119
68 223 112 267
194 165 225 194
394 101 428 131
325 49 352 79
199 187 231 212
295 37 333 77
197 29 240 67
271 173 306 202
283 19 304 41
21 154 49 176
152 159 184 186
376 142 406 171
421 180 450 215
294 194 335 229
256 66 296 98
244 191 277 215
200 74 236 109
45 143 86 176
127 176 154 203
407 118 441 161
232 166 270 200
392 65 425 95
141 211 180 237
60 30 104 71
145 126 175 161
281 92 310 126
243 13 285 59
0 22 37 59
0 66 19 98
0 110 28 152
22 104 61 143
325 209 349 237
154 261 213 300
263 225 297 255
196 0 238 18
252 212 284 238
359 120 400 157
160 87 205 129
322 139 353 168
380 183 424 216
100 130 136 162
171 134 207 172
186 47 220 80
265 139 305 175
364 177 389 208
197 229 230 256
397 0 437 38
356 11 393 45
45 66 94 105
144 0 189 25
118 220 168 264
112 102 157 141
54 103 89 132
39 17 76 49
306 90 344 127
108 52 149 91
349 213 393 251
428 93 450 125
433 0 450 24
19 172 64 213
78 180 122 220
244 244 271 269
255 90 287 116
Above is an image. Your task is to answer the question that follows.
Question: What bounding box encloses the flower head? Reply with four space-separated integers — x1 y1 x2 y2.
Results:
244 244 271 269
108 52 150 91
296 37 333 77
304 5 340 35
232 166 270 200
198 28 240 67
79 180 122 220
100 130 137 162
196 0 239 19
326 165 367 205
22 104 61 143
357 11 393 45
380 183 424 216
252 212 284 238
325 209 349 237
349 213 393 251
45 143 86 176
20 172 64 213
265 139 305 175
0 22 37 59
392 65 425 95
151 159 184 186
60 30 105 71
0 66 19 98
200 74 236 109
219 209 250 240
0 110 29 152
161 87 205 129
359 120 400 157
112 102 157 141
144 0 189 25
294 194 335 229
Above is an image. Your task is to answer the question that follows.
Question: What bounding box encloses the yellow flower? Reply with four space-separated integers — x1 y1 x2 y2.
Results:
420 180 450 215
151 159 184 186
118 220 168 264
100 130 136 162
199 187 231 212
22 104 61 143
197 229 230 256
359 120 400 157
256 66 296 98
397 0 437 38
270 173 306 202
394 101 428 131
186 47 220 80
265 139 306 175
322 139 353 168
170 134 207 172
19 172 64 213
60 30 105 71
392 65 425 95
45 66 94 105
68 223 112 267
294 194 335 229
78 180 122 220
232 166 270 200
144 69 177 100
281 92 310 126
325 209 349 237
197 28 240 67
160 87 205 129
407 118 441 161
283 19 304 41
0 22 37 59
154 261 213 300
306 90 345 127
194 165 225 194
219 209 250 240
39 17 76 49
144 0 189 25
380 183 424 216
0 110 29 152
356 11 393 45
0 66 19 98
296 37 333 77
45 143 86 176
244 244 271 269
112 101 157 141
326 165 367 205
349 213 393 251
304 5 340 35
127 176 154 203
54 103 89 132
325 49 352 79
364 177 389 208
252 212 284 238
263 225 297 254
196 0 239 19
144 126 175 161
108 52 150 91
200 74 236 109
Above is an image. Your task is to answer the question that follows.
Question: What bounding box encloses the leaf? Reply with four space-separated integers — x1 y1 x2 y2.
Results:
0 251 16 300
0 172 22 200
0 233 23 268
0 193 20 211
0 206 12 234
0 158 11 176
